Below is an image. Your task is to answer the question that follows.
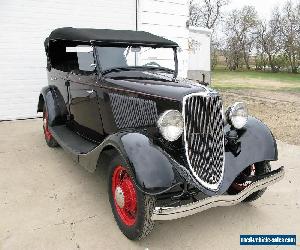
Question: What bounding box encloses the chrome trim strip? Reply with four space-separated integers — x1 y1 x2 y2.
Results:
152 167 285 220
182 90 225 191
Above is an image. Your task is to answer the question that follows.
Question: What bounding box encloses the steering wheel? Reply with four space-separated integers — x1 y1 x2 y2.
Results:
142 61 161 67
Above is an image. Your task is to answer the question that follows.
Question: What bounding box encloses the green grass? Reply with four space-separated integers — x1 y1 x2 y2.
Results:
211 69 300 92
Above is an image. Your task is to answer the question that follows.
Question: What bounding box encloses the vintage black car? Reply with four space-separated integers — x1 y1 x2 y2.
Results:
38 27 285 240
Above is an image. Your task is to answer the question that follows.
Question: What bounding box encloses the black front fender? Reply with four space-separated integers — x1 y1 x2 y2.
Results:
119 132 177 191
79 131 179 194
216 116 278 195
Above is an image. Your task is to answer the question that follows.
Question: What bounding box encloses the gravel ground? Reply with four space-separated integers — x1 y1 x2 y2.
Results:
0 119 299 249
221 89 300 145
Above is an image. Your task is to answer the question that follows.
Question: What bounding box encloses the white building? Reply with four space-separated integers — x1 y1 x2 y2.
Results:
0 0 211 120
188 26 212 83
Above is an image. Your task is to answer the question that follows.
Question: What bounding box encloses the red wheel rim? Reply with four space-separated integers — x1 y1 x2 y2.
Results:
43 110 52 141
112 165 137 226
232 164 256 191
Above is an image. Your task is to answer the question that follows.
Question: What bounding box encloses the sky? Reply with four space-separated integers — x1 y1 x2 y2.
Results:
224 0 284 20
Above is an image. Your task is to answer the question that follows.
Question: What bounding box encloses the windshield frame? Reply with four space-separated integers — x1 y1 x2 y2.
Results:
93 44 178 78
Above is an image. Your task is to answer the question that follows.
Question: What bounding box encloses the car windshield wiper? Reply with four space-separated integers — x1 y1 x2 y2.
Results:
102 66 175 75
134 66 175 74
102 67 137 75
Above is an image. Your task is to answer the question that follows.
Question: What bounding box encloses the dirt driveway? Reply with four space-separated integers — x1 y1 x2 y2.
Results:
0 119 299 249
221 89 300 145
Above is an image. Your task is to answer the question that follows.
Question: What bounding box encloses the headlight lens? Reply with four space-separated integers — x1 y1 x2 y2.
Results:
157 110 184 141
227 102 248 129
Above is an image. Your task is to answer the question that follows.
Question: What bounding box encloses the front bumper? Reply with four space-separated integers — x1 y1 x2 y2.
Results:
152 166 285 220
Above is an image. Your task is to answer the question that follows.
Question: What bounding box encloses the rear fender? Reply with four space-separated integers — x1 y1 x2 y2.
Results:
38 86 68 126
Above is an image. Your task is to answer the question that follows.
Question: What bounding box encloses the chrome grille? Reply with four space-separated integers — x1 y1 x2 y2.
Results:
183 93 225 190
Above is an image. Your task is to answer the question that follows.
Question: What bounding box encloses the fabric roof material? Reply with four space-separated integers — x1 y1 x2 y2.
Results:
47 27 178 47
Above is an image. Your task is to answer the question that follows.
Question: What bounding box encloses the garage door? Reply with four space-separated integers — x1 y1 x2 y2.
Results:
0 0 136 120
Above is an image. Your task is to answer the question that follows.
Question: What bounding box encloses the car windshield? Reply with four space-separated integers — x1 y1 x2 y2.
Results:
96 46 176 74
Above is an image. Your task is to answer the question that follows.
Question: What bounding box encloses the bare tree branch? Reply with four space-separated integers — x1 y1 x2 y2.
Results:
189 0 229 29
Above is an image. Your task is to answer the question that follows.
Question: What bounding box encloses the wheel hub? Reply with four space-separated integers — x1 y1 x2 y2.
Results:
115 186 125 208
111 165 137 226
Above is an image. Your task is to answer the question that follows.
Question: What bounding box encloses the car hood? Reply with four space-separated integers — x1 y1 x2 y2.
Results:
102 71 213 102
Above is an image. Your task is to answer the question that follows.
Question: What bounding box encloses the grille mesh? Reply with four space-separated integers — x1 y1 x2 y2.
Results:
109 93 158 129
183 94 224 189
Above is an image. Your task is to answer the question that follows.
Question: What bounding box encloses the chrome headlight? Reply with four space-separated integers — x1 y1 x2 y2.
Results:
227 102 248 129
157 110 184 141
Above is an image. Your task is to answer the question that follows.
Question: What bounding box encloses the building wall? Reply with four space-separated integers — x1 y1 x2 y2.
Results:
187 26 212 84
0 0 197 120
138 0 190 77
0 0 136 120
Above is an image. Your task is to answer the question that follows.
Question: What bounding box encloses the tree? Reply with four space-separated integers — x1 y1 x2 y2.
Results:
189 0 229 70
189 0 229 29
280 1 300 73
255 9 282 72
224 6 259 70
223 36 244 70
190 0 300 73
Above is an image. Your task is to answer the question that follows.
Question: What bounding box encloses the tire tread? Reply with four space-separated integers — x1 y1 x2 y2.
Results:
242 161 271 202
138 195 155 240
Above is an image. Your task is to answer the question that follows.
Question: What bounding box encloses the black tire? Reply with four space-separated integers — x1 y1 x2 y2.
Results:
108 153 155 240
228 161 271 202
242 161 271 202
43 105 59 148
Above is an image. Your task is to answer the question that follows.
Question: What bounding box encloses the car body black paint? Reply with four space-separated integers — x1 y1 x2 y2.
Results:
39 28 278 197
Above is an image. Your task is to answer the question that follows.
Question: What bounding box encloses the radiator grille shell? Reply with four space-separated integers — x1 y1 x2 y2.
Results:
183 93 225 190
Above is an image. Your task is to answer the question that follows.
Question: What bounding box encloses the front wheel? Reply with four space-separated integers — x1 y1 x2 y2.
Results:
108 154 155 240
228 161 271 202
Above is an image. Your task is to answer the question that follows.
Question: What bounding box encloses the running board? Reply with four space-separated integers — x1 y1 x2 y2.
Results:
152 166 285 220
49 125 98 157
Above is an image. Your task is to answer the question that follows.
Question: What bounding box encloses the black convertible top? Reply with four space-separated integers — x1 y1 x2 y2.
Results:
46 27 178 47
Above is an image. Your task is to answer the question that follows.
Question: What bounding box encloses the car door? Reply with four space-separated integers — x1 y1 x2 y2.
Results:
67 46 104 142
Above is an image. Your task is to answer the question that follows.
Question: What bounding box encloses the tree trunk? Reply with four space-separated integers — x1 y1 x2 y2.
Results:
291 67 298 73
267 53 276 73
291 54 298 73
243 51 250 70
